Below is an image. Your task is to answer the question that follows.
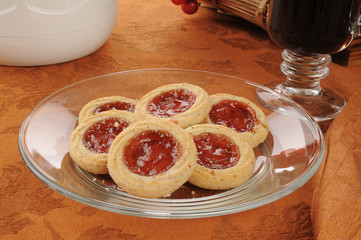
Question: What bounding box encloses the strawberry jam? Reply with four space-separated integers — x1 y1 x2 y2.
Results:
209 100 257 133
83 118 130 153
93 101 135 114
147 89 196 117
193 133 240 169
123 130 180 176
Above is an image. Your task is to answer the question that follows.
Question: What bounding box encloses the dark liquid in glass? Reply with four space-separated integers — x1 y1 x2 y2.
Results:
267 0 361 54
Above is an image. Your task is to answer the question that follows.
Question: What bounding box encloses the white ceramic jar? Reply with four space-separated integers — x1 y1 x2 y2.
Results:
0 0 118 66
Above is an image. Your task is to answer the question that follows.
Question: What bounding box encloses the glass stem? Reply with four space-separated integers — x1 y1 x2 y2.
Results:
280 49 331 96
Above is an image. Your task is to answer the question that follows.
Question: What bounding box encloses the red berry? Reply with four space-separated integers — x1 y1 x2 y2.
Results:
171 0 186 5
181 0 199 14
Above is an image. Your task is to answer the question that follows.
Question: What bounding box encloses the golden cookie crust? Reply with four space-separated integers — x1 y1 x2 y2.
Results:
206 93 269 148
78 96 136 124
69 110 135 174
134 83 210 128
186 124 256 190
107 119 197 198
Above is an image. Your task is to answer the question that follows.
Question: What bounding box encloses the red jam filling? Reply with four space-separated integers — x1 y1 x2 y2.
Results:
93 101 135 114
209 99 257 133
123 130 180 176
147 89 196 117
193 132 240 169
83 118 130 153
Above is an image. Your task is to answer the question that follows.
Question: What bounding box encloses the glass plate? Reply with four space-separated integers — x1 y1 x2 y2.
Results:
18 69 324 219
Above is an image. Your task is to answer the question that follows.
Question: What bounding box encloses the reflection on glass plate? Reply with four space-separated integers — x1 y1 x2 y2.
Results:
19 69 324 219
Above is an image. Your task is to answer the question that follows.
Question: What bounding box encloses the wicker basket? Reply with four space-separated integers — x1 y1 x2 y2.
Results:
199 0 361 66
199 0 268 29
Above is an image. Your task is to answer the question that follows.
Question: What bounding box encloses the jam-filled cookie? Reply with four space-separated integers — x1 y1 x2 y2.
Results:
78 96 136 123
186 124 255 190
108 119 197 198
206 93 268 148
134 83 210 128
69 110 135 174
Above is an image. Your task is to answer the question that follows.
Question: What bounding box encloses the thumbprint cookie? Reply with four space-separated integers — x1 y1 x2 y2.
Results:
69 110 135 174
134 83 210 128
206 93 268 148
186 124 255 190
78 96 136 123
108 119 197 198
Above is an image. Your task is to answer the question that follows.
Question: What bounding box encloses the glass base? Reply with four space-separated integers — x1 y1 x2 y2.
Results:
265 81 346 122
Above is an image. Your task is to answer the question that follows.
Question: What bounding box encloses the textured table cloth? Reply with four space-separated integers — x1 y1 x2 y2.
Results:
1 0 361 239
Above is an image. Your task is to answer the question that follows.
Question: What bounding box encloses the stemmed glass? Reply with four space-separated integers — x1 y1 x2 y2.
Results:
264 0 361 122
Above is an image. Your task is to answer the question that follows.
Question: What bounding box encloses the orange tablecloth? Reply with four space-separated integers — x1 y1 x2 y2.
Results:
1 1 361 239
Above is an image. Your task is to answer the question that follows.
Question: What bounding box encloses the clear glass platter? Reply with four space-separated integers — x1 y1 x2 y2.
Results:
18 69 325 219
